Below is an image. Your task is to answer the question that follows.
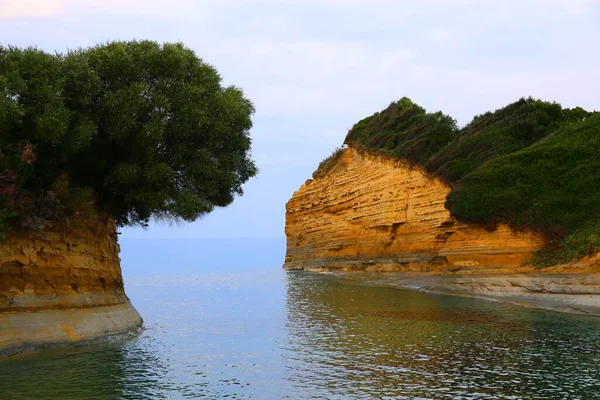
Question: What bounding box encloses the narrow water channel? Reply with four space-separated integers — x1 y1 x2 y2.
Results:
1 268 599 399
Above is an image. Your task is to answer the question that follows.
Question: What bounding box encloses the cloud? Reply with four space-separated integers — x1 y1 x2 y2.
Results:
560 0 600 14
2 0 598 21
0 0 207 19
430 28 460 47
2 0 598 121
381 49 419 68
0 0 65 18
250 15 288 33
202 37 423 116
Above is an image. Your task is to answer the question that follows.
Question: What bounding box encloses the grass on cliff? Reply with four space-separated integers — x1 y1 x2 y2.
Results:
313 147 345 179
341 97 600 268
345 97 459 168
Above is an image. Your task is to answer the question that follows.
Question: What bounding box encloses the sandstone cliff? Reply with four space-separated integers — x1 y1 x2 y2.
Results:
284 148 600 313
284 147 545 272
0 220 142 356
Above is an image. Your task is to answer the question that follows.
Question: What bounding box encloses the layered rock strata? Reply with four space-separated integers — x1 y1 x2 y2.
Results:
284 147 600 313
0 221 142 356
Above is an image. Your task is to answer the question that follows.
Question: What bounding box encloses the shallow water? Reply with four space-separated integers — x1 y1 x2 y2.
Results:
2 241 600 399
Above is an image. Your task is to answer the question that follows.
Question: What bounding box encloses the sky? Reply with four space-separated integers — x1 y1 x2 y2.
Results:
1 0 599 239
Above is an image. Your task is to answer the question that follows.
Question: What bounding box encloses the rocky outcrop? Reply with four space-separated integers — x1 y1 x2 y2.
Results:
284 147 544 272
284 147 600 314
0 220 142 356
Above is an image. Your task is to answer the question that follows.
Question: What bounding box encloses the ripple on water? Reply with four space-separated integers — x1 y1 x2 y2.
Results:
1 270 599 399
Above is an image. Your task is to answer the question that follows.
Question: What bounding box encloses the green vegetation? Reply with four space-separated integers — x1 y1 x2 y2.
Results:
313 147 344 179
426 99 577 183
344 97 599 267
345 97 458 167
0 41 257 236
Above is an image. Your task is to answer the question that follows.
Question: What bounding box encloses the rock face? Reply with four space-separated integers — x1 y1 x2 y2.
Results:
0 220 142 356
284 147 544 272
284 147 600 313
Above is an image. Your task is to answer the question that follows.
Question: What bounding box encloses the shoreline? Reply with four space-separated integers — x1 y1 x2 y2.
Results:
286 268 600 316
371 273 600 316
0 301 143 357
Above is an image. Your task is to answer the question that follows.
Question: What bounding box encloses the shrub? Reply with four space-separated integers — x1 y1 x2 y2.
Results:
446 114 600 266
345 97 458 167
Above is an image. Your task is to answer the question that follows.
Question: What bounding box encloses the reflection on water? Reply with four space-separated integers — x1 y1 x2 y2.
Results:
284 272 600 399
2 270 600 399
0 339 169 399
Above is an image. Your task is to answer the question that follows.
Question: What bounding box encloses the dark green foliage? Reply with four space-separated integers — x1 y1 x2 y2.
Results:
344 97 599 267
0 202 16 239
345 97 458 167
446 114 600 263
426 98 566 182
0 41 257 230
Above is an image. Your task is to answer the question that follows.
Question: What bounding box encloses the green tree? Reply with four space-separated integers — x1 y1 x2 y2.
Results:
0 41 257 232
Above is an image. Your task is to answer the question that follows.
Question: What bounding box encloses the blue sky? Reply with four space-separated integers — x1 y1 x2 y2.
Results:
1 0 599 239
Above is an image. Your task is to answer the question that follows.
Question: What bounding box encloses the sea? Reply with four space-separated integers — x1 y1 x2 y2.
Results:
1 238 600 399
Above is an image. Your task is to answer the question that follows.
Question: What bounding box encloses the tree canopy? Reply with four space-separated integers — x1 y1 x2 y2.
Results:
0 40 257 234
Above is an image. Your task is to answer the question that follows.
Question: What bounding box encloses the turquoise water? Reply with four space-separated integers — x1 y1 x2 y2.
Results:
1 239 600 399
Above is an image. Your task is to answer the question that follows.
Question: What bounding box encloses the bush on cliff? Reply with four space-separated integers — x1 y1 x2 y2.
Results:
313 147 345 179
343 97 599 267
446 113 600 266
426 98 572 183
0 41 257 235
344 97 459 167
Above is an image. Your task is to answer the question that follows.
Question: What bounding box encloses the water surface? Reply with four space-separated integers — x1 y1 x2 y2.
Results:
1 240 600 399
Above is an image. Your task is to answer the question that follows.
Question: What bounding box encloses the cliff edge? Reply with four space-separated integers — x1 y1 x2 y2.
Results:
0 220 142 356
284 147 600 314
